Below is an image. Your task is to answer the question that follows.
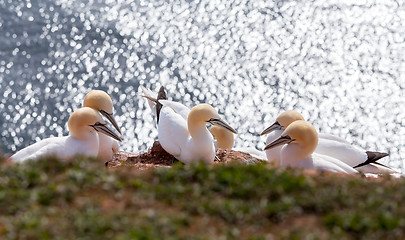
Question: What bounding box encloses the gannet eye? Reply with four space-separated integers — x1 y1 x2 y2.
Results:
205 118 216 123
89 122 105 127
284 135 293 141
205 118 237 134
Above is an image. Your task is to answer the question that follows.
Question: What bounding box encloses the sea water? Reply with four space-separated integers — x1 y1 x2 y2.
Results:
0 0 404 169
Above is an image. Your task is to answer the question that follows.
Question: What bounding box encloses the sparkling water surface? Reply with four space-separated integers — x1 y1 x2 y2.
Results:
0 0 404 169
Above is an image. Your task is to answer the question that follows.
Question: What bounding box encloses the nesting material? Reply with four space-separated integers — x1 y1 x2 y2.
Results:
106 141 265 169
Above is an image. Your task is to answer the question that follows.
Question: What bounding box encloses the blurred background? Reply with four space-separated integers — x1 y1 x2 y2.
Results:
0 0 404 170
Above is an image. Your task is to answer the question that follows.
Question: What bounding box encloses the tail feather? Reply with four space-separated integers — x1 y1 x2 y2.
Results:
156 86 167 124
353 151 389 168
142 95 158 103
140 86 157 111
141 86 167 124
369 162 397 172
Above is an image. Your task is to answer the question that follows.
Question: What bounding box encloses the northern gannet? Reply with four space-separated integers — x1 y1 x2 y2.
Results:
261 110 396 174
264 120 358 174
209 125 267 161
10 107 122 162
261 110 304 165
83 90 121 162
158 101 237 164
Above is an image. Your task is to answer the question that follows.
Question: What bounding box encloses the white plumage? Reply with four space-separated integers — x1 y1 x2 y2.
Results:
158 101 237 164
96 133 120 162
83 90 122 162
264 129 283 165
261 110 396 174
265 120 358 174
11 107 122 163
11 135 99 163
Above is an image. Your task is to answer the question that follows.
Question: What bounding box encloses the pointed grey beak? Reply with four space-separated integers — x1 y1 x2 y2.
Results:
261 121 283 136
90 122 122 142
206 118 237 134
100 110 122 135
264 135 294 150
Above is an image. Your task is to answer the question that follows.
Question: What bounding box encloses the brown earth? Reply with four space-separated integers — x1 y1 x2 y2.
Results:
106 141 266 170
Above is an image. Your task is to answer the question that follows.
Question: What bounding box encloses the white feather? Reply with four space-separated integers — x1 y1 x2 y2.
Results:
97 132 119 162
11 133 99 163
281 144 358 174
158 105 215 164
264 130 395 174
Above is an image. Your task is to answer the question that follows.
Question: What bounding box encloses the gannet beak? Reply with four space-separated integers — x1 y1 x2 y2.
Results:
99 110 122 135
261 121 283 136
264 135 294 150
90 122 122 142
206 118 237 134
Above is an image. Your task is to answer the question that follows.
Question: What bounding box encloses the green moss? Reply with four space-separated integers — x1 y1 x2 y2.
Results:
0 156 404 239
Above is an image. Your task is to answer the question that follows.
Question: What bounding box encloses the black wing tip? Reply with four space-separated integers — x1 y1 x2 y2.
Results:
366 151 389 162
156 86 167 124
354 151 390 168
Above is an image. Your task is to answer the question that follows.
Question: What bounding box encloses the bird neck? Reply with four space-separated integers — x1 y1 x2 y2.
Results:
215 132 234 150
281 143 313 165
266 129 283 145
189 123 212 143
71 127 98 142
187 112 208 140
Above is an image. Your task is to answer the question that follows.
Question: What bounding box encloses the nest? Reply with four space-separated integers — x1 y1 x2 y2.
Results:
106 141 265 169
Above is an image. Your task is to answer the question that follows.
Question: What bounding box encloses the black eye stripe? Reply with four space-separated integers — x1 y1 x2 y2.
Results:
100 110 112 116
89 122 105 127
207 118 219 122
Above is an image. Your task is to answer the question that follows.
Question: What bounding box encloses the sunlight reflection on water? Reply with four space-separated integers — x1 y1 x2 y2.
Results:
0 0 404 169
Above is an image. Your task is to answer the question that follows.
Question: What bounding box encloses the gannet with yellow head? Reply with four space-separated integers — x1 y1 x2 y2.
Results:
260 110 305 165
83 90 121 134
158 101 237 164
264 120 358 174
83 90 121 162
10 107 122 163
143 85 264 161
261 110 396 174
